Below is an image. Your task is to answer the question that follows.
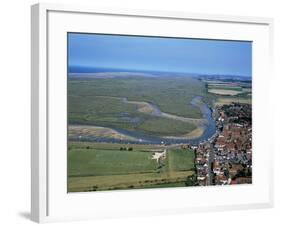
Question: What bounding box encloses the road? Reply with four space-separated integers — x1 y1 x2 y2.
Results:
207 143 215 185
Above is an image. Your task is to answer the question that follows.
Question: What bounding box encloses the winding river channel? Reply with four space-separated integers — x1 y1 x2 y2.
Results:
70 96 217 145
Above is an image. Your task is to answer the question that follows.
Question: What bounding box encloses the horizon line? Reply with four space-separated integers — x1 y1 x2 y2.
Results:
68 66 252 78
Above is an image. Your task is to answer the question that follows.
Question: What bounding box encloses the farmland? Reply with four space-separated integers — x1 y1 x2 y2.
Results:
206 80 251 97
214 97 252 106
208 89 243 96
203 79 252 108
68 142 195 192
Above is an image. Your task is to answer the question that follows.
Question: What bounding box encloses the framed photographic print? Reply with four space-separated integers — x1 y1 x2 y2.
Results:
31 3 274 223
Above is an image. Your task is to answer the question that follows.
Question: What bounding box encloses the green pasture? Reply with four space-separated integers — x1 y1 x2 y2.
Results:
166 149 195 171
137 117 196 136
68 142 195 192
68 149 157 177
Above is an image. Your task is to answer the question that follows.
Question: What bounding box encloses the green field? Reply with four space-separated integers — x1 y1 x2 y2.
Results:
68 149 157 177
206 81 252 97
214 97 252 106
207 84 243 91
167 149 195 171
68 76 212 136
68 142 195 192
137 117 196 136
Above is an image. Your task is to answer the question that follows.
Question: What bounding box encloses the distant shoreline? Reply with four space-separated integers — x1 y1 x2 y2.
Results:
68 71 252 81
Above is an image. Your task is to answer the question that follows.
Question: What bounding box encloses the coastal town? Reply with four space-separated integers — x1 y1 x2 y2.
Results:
67 32 253 192
192 103 252 186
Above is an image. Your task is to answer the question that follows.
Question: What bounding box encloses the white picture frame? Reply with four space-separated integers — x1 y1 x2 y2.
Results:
31 3 274 223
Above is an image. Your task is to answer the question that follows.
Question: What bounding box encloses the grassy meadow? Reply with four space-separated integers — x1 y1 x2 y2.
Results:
68 142 195 192
68 76 213 136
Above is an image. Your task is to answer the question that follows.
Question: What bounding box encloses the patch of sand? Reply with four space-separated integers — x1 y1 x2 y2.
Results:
68 125 138 141
208 89 243 96
160 112 206 125
125 100 155 114
163 126 204 140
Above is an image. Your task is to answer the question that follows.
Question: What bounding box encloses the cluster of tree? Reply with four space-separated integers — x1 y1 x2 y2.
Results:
232 168 252 180
89 186 98 191
119 147 133 151
185 174 197 186
181 144 191 150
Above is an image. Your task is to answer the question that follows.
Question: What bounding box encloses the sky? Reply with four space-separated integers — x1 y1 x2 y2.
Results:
68 33 252 77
